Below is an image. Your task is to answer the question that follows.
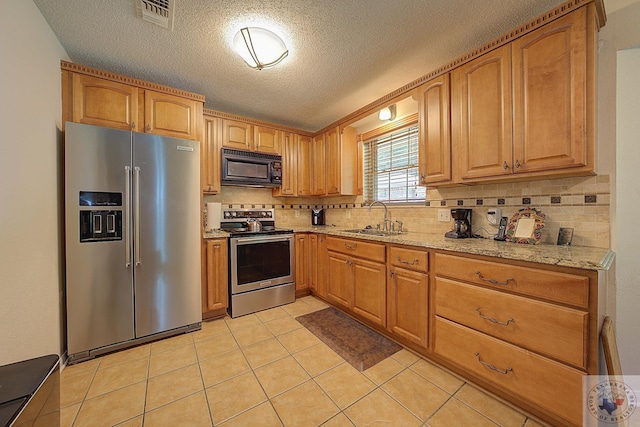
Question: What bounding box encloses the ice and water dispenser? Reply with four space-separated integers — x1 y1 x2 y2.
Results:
78 191 123 242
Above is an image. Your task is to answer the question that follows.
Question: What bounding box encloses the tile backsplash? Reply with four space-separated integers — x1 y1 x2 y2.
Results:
204 174 611 248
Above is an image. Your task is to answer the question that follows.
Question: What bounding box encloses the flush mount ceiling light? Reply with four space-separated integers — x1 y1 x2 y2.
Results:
233 27 288 70
378 104 397 121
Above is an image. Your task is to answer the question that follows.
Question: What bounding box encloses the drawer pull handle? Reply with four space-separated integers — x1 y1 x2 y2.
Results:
474 352 513 375
396 256 419 266
476 308 514 326
345 242 358 250
475 271 514 286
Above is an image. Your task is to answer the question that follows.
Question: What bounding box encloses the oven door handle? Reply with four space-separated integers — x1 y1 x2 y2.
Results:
233 235 293 244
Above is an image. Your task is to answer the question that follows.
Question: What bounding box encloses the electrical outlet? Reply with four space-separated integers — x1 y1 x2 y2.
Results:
438 209 451 222
295 210 300 218
487 208 502 226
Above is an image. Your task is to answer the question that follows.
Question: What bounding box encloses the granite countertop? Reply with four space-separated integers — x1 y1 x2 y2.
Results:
292 226 615 271
203 226 614 271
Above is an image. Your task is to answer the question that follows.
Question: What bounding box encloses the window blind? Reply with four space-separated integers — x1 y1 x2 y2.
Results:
364 125 425 203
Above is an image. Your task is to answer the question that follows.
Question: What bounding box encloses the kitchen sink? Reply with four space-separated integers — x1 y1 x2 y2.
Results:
341 228 398 237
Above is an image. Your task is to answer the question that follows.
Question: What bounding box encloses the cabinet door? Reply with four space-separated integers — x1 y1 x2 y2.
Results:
273 132 297 196
205 239 228 313
356 139 364 195
222 119 253 150
388 267 428 347
295 233 309 292
312 134 326 195
71 73 138 131
315 234 328 297
418 74 452 185
202 116 221 193
144 90 200 140
325 127 341 195
308 234 318 293
453 44 513 181
327 251 352 308
512 7 589 174
353 258 386 327
253 126 280 154
297 135 313 196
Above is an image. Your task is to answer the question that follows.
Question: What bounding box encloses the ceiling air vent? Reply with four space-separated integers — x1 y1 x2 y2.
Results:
136 0 175 30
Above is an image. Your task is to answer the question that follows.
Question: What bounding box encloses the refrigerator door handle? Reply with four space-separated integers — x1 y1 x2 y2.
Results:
125 166 131 267
134 166 141 267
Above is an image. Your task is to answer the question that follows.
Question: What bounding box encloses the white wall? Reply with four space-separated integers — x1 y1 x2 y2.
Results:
615 47 640 374
0 0 69 364
600 0 640 374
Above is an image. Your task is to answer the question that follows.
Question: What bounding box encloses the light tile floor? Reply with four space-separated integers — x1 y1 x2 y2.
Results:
60 296 548 427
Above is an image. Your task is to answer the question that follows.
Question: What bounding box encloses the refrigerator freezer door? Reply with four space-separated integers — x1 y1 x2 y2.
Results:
133 133 202 337
65 123 135 355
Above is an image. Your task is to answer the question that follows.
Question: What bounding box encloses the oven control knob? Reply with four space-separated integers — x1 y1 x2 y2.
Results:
231 212 237 217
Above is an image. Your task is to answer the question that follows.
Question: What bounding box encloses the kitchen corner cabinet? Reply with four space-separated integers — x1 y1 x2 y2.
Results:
297 135 314 197
202 115 221 194
62 62 203 141
295 233 310 296
326 237 386 326
325 126 357 195
202 238 228 319
311 233 328 297
272 132 297 197
417 74 452 186
312 134 327 196
387 246 429 348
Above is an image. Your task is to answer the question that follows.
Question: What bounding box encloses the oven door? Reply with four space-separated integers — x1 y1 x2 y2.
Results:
230 234 295 294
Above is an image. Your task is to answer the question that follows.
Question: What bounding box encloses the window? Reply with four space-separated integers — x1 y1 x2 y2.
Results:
363 125 425 203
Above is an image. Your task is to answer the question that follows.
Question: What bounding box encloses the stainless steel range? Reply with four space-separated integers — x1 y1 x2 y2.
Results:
221 208 295 317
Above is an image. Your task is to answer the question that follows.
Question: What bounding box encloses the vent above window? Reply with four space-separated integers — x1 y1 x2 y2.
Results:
136 0 175 30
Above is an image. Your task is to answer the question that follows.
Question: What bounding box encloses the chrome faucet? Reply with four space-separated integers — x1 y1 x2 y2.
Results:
368 201 390 231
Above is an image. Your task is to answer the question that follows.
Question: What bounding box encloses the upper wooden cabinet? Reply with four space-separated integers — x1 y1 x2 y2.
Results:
452 44 513 181
325 126 357 196
297 135 314 197
202 115 221 194
451 5 595 183
253 126 280 154
511 6 592 175
272 132 297 197
62 61 204 141
417 74 452 185
70 73 139 131
312 134 327 196
221 119 254 151
144 90 201 140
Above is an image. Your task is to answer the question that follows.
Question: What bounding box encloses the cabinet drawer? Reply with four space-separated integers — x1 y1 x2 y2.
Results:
326 237 385 263
434 317 583 426
434 253 589 308
435 278 587 368
388 246 429 272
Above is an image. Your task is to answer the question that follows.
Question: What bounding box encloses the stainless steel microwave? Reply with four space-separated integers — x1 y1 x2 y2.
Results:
221 148 282 187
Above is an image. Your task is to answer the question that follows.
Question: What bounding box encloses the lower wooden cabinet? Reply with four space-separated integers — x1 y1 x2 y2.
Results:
387 266 428 348
312 234 328 297
295 233 310 296
202 238 228 318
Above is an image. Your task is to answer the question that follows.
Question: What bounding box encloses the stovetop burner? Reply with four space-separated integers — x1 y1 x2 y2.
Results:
220 208 292 237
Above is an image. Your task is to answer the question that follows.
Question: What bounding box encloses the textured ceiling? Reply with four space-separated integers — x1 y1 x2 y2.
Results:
33 0 567 132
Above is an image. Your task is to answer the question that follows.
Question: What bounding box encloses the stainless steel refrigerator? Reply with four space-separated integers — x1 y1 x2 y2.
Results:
64 122 202 363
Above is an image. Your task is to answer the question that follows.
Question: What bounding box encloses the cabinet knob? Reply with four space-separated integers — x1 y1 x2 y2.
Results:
146 124 151 131
503 161 509 170
420 173 425 184
131 121 136 130
515 159 521 169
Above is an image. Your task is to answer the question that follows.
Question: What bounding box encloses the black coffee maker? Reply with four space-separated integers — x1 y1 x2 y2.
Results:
311 208 325 226
445 208 472 239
